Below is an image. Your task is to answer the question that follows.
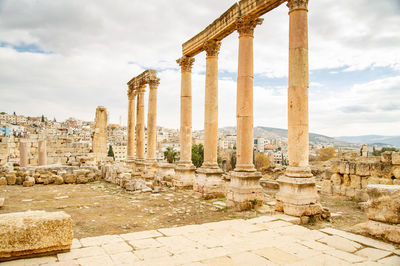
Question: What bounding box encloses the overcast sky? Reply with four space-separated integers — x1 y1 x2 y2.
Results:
0 0 399 137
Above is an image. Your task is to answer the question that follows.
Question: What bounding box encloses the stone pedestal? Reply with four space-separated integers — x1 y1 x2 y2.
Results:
195 167 225 199
135 159 146 174
142 160 158 180
156 163 176 183
173 164 196 188
227 170 263 211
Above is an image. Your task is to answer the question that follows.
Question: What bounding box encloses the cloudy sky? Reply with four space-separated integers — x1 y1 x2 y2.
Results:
0 0 399 137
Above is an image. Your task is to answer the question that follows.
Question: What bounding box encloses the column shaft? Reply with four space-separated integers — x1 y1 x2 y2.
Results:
20 141 28 167
127 91 136 160
147 80 159 161
136 88 146 160
203 40 221 167
288 2 309 170
177 56 195 164
38 140 47 166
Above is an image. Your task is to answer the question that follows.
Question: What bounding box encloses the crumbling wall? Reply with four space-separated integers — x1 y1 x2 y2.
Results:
321 151 400 201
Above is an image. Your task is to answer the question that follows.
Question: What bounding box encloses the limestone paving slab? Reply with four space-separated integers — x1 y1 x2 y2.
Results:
355 247 392 261
119 230 162 241
101 241 133 255
128 238 163 250
318 235 363 253
252 247 300 265
377 255 400 266
109 252 140 265
228 251 273 265
77 254 114 266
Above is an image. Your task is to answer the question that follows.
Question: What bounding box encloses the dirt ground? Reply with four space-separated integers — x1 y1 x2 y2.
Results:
1 182 368 239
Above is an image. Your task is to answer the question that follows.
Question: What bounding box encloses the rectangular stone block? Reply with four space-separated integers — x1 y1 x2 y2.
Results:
350 175 361 189
356 162 370 176
366 185 400 224
393 152 400 165
0 211 73 260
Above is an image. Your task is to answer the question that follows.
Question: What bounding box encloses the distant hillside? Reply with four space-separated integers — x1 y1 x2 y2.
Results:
336 135 400 147
219 126 351 147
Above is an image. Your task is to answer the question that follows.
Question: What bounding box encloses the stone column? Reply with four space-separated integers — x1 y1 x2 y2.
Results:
126 89 136 167
19 141 28 167
227 16 263 210
92 106 108 161
174 56 196 188
276 0 322 217
135 86 146 172
38 140 47 166
195 40 224 198
144 78 160 178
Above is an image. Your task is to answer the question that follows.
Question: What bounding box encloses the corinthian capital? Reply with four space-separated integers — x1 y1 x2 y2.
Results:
203 40 221 57
149 78 160 89
236 16 263 37
127 88 136 100
287 0 308 11
177 56 195 72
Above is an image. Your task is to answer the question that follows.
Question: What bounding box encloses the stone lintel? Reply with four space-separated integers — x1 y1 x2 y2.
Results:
127 69 159 90
182 0 286 57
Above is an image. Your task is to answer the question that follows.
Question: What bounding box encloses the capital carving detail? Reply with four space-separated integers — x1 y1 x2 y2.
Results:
149 78 160 89
137 85 146 94
128 90 136 100
203 40 221 57
177 56 195 72
236 17 263 37
287 0 308 11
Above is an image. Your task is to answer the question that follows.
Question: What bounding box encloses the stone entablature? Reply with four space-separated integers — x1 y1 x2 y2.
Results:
182 0 286 56
127 70 159 91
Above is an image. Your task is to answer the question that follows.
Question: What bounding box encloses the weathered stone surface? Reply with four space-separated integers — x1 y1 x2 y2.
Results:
6 173 16 185
23 176 35 187
364 220 400 244
350 175 361 189
64 174 76 184
54 175 64 185
366 185 400 224
392 152 400 165
0 177 6 186
76 176 88 184
343 174 350 186
331 174 342 186
356 162 370 176
0 211 73 260
393 166 400 179
321 180 332 195
0 197 4 208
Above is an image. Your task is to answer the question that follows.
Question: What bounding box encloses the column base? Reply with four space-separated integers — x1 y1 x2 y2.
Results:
173 163 196 188
134 159 146 175
125 157 136 170
226 170 263 211
275 175 322 217
194 166 225 199
142 159 157 180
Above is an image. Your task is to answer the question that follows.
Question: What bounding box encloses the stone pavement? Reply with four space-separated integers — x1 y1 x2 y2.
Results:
2 214 400 266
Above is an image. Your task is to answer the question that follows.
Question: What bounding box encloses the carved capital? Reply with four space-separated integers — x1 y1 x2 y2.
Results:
128 89 136 100
137 85 146 94
203 40 221 57
149 78 160 89
177 56 195 72
287 0 308 11
236 17 263 37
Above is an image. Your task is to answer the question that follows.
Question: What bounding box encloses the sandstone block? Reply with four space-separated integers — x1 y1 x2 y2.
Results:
77 176 88 184
349 162 356 175
381 163 393 179
15 176 23 185
368 177 380 185
361 177 369 189
355 190 369 202
339 162 346 174
23 176 35 187
380 179 393 185
331 174 342 186
6 173 16 185
343 174 350 186
345 187 356 198
364 220 400 244
381 152 392 163
321 180 332 195
331 159 341 173
393 167 400 179
350 175 361 189
54 175 64 185
324 169 333 180
370 162 382 177
392 152 400 165
0 211 73 260
0 177 7 186
366 185 400 224
356 162 370 176
64 174 76 184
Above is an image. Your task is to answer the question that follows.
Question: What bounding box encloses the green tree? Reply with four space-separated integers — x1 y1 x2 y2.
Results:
41 115 45 122
230 152 236 170
164 147 178 163
191 144 204 168
372 147 399 156
107 145 115 160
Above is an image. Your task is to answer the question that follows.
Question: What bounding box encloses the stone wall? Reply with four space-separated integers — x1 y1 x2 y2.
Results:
321 152 400 201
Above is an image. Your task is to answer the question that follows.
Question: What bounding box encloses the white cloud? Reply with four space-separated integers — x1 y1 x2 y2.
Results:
0 0 399 137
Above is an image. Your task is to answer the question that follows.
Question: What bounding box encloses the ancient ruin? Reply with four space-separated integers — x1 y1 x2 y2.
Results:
92 106 108 162
126 70 160 177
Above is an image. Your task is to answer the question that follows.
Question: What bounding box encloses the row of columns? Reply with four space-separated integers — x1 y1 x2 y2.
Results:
126 79 159 173
175 0 321 215
19 140 47 167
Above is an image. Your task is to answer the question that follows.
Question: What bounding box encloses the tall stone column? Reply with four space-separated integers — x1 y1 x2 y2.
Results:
144 78 160 178
276 0 322 217
135 86 146 172
174 56 196 188
38 139 47 166
19 141 28 167
126 89 136 167
227 16 263 210
92 106 108 162
195 40 224 198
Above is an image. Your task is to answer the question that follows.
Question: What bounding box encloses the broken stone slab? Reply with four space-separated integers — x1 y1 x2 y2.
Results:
366 185 400 224
361 220 400 244
0 210 73 261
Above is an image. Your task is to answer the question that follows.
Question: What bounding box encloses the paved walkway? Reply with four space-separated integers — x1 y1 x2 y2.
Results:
2 214 400 266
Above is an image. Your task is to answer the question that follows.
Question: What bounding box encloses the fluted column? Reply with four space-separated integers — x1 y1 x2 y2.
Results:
136 86 146 161
286 0 312 177
235 17 263 171
147 79 160 162
38 139 47 166
20 141 28 167
202 40 221 168
127 89 136 162
177 56 195 165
